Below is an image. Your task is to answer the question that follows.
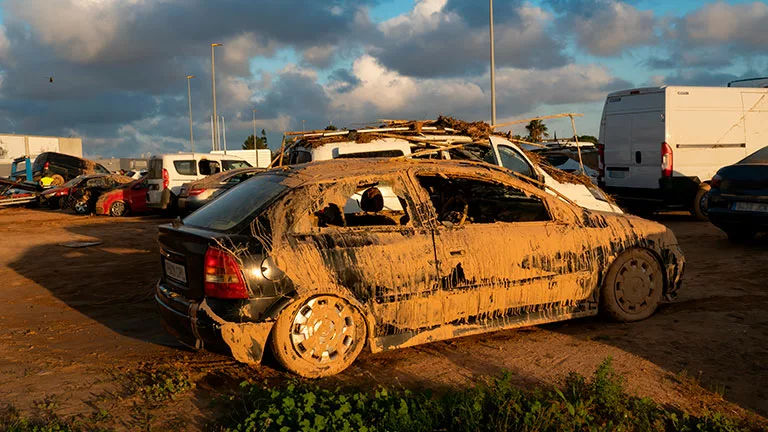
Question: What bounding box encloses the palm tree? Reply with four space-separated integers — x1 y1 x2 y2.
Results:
525 120 549 143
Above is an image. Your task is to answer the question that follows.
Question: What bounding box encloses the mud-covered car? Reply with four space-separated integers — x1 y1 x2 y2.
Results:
68 174 134 214
39 174 105 209
155 158 684 378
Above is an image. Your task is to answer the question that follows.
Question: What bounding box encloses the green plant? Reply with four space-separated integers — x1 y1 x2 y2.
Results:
219 358 751 432
125 365 193 406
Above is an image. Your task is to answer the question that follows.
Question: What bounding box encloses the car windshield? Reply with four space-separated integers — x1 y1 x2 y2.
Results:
183 174 289 231
739 146 768 164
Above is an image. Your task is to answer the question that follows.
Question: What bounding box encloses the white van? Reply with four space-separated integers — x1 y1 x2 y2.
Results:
147 153 251 210
598 86 768 219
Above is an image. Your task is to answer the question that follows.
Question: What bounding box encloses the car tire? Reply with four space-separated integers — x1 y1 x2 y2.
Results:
270 295 366 378
110 200 129 217
73 192 91 215
726 229 755 243
691 184 711 221
601 249 664 322
47 198 60 210
51 174 65 186
58 197 68 210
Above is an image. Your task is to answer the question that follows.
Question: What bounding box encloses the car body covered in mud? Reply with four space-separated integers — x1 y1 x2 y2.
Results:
68 174 134 214
155 158 684 377
177 167 265 212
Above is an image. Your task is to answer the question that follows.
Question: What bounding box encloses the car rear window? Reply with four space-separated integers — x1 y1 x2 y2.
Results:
222 160 252 170
739 146 768 164
183 174 289 231
173 160 197 175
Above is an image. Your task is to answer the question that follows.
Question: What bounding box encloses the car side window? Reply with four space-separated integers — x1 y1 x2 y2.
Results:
314 182 411 228
289 150 312 165
174 160 197 175
222 160 251 170
416 175 550 224
498 146 534 178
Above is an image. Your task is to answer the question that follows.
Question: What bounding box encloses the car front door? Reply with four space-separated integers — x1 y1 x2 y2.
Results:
287 176 441 341
413 171 599 325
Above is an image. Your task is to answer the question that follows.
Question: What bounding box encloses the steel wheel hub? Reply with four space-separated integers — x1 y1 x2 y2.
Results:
614 258 657 314
75 201 88 213
290 296 356 364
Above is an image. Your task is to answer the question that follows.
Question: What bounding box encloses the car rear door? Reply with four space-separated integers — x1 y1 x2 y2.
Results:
287 176 442 338
413 171 599 324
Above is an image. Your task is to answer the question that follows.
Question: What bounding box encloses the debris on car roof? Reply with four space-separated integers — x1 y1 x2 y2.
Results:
275 114 598 188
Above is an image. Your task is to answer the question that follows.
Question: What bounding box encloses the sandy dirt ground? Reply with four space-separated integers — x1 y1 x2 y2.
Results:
0 208 765 430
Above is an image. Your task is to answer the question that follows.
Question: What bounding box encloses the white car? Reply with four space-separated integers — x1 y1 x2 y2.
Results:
146 153 251 210
283 133 621 213
125 169 148 180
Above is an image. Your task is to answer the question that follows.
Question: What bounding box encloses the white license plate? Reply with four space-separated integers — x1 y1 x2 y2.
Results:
164 259 187 284
732 201 768 213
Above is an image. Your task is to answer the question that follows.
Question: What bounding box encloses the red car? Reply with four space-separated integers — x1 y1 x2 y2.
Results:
94 177 151 217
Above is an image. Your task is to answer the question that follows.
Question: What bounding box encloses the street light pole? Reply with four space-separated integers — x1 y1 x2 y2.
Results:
211 43 223 151
186 75 195 152
489 0 497 126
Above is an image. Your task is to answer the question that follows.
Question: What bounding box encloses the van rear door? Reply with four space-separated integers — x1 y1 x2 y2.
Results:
147 158 164 206
601 90 665 190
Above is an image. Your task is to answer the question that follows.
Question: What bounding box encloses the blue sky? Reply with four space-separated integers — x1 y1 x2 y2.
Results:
0 0 765 157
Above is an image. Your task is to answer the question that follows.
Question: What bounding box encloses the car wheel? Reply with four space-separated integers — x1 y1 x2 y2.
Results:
691 184 711 221
58 197 68 210
47 198 60 210
110 200 129 217
271 295 366 378
73 195 91 215
50 174 65 186
601 249 664 322
726 229 755 243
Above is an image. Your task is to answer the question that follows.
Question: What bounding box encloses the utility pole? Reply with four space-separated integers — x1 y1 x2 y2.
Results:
186 75 195 152
211 43 223 150
489 0 497 126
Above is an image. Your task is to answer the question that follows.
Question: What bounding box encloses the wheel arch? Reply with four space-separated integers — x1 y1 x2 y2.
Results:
263 285 377 352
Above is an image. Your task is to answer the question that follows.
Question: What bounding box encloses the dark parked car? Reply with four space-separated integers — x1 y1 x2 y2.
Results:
31 152 110 186
155 158 684 378
68 174 133 214
38 174 105 209
707 146 768 241
177 167 264 212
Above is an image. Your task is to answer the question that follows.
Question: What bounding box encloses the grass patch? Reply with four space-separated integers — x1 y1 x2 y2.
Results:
217 358 751 432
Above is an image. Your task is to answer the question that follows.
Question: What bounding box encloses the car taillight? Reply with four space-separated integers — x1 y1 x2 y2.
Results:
43 162 49 170
162 168 169 189
203 248 248 299
189 188 206 196
711 174 722 189
661 142 673 177
597 143 605 179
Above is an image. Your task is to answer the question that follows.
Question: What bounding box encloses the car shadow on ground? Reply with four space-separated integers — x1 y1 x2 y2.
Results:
7 218 182 348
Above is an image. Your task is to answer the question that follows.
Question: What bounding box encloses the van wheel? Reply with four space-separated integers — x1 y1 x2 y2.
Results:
691 184 711 221
601 249 664 322
110 201 129 217
51 174 65 186
271 295 366 378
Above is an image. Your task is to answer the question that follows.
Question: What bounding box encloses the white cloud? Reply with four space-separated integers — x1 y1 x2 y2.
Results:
569 1 656 56
380 0 448 37
678 1 768 48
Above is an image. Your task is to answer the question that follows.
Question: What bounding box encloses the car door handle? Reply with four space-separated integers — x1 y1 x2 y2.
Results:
450 250 465 256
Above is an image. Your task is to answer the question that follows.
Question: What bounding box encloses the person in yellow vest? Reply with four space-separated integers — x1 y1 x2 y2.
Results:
39 175 55 188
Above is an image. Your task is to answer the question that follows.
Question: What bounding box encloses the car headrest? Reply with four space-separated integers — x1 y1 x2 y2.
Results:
360 187 384 213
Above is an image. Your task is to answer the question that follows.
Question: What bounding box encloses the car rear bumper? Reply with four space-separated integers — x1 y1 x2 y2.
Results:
177 196 205 212
707 191 768 232
155 282 272 363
